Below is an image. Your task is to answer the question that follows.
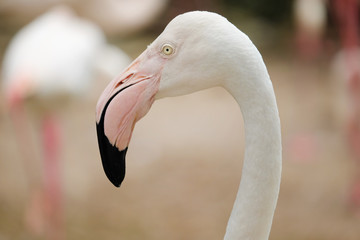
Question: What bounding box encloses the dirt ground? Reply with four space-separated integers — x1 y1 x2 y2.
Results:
1 32 360 240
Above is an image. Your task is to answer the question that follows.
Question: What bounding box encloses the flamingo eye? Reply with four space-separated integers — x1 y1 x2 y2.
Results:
161 44 174 56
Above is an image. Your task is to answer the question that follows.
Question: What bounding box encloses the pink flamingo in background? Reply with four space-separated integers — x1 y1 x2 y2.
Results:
287 0 328 163
294 0 327 60
1 6 129 239
332 0 360 209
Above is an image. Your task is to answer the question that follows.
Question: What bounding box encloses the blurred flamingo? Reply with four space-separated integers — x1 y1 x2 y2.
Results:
331 0 360 210
95 12 281 239
286 0 328 164
76 0 169 36
1 5 130 239
294 0 327 60
0 0 169 37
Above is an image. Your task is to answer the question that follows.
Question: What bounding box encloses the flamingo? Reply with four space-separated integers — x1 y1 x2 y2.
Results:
76 0 169 36
1 5 129 239
294 0 327 60
95 11 281 239
331 0 360 210
0 0 168 37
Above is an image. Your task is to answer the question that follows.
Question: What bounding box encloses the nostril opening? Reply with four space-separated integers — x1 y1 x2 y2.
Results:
114 73 134 89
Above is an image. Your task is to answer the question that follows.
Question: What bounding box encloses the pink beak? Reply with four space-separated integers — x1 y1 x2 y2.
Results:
96 52 164 187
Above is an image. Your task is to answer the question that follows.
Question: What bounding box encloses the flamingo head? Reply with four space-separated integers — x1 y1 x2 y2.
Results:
95 11 242 187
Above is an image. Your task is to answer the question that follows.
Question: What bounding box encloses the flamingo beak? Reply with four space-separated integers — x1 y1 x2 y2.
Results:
95 53 163 187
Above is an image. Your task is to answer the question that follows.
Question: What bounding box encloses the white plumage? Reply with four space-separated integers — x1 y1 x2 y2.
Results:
2 5 130 102
96 11 282 239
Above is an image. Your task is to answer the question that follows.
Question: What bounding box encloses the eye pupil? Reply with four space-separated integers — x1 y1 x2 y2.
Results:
162 44 174 55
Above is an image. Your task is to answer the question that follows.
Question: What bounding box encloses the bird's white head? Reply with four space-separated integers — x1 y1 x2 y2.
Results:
154 11 242 98
95 11 267 187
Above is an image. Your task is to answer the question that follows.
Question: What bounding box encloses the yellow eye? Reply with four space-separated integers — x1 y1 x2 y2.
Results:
161 44 174 55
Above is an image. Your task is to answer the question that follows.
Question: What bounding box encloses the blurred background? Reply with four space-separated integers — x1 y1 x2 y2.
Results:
0 0 360 239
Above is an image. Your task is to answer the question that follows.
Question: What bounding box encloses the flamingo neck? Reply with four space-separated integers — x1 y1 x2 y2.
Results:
223 57 282 240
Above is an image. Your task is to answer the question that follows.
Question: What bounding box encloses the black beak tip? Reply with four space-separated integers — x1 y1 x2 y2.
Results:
103 147 128 188
96 122 128 188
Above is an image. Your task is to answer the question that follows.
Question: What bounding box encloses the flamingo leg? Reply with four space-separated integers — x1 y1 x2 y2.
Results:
41 115 64 240
9 100 40 188
347 73 360 209
333 0 360 210
10 100 65 239
8 98 48 236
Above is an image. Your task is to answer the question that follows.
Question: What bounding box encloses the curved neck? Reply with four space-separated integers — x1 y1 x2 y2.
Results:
223 56 282 239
